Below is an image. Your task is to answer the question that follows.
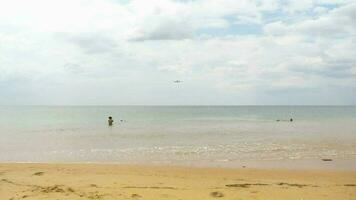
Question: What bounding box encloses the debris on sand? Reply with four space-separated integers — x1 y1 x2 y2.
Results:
210 191 224 198
226 183 268 188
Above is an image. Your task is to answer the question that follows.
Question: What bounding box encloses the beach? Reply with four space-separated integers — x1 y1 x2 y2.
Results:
1 163 356 200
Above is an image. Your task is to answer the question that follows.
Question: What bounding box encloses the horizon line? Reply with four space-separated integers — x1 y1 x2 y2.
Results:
1 104 355 106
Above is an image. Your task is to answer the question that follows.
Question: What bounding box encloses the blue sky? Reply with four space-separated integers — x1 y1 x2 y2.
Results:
0 0 356 105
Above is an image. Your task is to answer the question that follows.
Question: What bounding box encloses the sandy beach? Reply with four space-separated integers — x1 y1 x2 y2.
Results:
1 163 355 200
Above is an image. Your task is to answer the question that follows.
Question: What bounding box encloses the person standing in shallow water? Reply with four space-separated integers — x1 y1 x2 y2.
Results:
108 116 114 126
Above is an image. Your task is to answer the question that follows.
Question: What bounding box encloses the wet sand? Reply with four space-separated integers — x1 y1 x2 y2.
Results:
1 163 356 200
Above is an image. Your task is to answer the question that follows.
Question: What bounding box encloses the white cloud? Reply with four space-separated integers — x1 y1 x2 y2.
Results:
265 3 356 37
283 0 314 13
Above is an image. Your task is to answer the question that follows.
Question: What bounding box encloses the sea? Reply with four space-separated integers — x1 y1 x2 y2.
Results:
1 106 356 169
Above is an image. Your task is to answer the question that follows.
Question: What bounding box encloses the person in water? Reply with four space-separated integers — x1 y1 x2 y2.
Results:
108 116 114 126
276 118 294 122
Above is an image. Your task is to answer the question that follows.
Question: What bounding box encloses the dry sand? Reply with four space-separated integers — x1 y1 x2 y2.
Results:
1 163 356 200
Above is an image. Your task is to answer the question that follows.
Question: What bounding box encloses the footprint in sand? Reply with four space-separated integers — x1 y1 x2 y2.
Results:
33 172 45 176
67 187 75 193
210 191 224 198
344 184 356 187
131 194 142 198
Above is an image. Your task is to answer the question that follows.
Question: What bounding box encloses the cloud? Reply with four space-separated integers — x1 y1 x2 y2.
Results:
61 33 118 54
128 19 195 41
62 63 85 74
126 0 284 41
265 3 356 37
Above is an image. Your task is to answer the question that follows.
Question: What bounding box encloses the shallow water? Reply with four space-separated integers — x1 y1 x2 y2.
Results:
1 106 356 168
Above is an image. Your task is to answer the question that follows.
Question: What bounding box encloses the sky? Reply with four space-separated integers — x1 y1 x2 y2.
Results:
0 0 356 105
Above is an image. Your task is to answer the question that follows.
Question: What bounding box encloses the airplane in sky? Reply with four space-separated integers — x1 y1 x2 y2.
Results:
173 80 182 83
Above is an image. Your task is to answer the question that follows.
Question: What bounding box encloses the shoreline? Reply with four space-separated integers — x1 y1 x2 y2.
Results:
1 157 356 171
1 163 356 199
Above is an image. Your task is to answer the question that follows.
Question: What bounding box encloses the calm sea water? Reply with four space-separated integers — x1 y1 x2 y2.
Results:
1 106 356 168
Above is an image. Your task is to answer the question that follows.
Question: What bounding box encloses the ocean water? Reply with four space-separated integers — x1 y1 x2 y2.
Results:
1 106 356 168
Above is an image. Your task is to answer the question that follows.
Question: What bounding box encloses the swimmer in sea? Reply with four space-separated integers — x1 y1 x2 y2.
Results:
108 116 114 126
276 118 294 122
